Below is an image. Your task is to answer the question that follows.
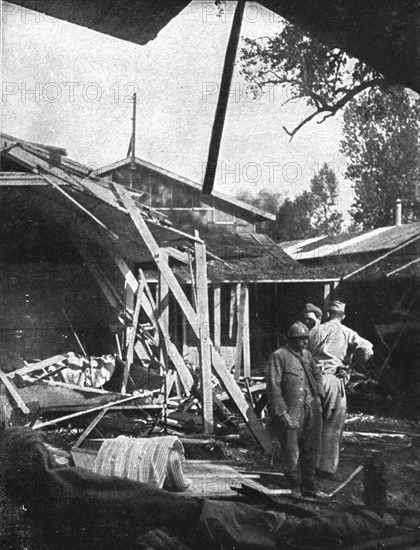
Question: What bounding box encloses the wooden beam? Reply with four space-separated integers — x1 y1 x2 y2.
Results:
22 377 113 394
210 346 273 454
0 369 30 414
202 0 246 195
122 277 145 394
33 393 154 430
213 284 221 352
116 184 199 328
139 271 194 394
39 172 119 240
386 256 420 277
234 284 244 380
194 235 214 433
243 284 251 378
8 355 67 378
75 241 123 311
72 409 107 449
229 286 236 339
158 252 172 394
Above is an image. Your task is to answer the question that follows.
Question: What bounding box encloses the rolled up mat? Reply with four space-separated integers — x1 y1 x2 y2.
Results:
93 435 190 491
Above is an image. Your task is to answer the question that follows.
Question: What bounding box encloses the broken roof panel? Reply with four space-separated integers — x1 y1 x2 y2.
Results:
0 133 336 283
0 133 204 264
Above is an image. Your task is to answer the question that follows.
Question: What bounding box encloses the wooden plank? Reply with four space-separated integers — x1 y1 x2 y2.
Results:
39 172 119 240
202 0 246 195
194 237 213 433
234 284 246 380
229 286 236 339
72 409 107 449
116 184 199 327
22 377 113 394
33 393 152 430
159 251 170 372
8 355 67 378
122 277 145 394
210 346 273 454
164 246 189 264
0 369 30 414
75 242 123 311
213 284 221 352
242 284 251 378
139 271 194 394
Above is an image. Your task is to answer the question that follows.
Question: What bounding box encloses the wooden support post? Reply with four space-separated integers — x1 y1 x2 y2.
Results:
159 252 170 374
243 284 251 378
213 284 221 352
139 271 194 394
122 277 144 394
229 286 236 339
194 234 214 434
234 284 248 380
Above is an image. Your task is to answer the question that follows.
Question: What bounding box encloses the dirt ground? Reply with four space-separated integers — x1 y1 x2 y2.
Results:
222 411 420 527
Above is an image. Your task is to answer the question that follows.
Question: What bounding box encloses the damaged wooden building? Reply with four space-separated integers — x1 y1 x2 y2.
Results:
0 132 339 448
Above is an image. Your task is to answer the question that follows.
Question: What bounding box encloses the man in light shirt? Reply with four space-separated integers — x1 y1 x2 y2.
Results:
309 301 373 478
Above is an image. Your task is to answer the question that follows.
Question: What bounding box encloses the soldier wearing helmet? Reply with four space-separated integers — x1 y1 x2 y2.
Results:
266 321 324 497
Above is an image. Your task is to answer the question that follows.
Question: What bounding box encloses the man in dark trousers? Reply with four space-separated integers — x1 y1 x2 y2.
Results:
266 322 324 497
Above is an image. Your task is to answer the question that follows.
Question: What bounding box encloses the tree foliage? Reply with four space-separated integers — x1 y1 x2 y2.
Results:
240 21 387 139
341 86 420 229
237 164 343 240
274 163 343 240
236 188 282 214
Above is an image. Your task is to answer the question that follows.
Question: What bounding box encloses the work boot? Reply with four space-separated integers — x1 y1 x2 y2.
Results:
316 469 336 481
285 474 300 493
300 479 325 498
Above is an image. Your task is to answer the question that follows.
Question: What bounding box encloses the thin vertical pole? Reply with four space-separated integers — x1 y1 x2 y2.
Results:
194 231 214 433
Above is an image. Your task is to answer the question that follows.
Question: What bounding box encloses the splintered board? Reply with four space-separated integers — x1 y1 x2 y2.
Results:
182 461 290 499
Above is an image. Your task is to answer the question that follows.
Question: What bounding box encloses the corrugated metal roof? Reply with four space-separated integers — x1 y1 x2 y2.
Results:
280 223 420 260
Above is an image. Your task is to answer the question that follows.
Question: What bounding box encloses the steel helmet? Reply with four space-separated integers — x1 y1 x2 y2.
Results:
288 322 310 338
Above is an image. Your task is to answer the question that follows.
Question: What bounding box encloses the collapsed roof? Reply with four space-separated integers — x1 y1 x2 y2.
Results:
1 133 335 283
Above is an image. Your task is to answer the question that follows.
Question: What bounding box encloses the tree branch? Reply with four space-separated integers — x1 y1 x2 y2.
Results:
283 110 322 141
283 77 388 140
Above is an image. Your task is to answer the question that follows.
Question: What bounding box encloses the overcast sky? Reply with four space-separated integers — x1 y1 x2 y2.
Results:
1 1 352 216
